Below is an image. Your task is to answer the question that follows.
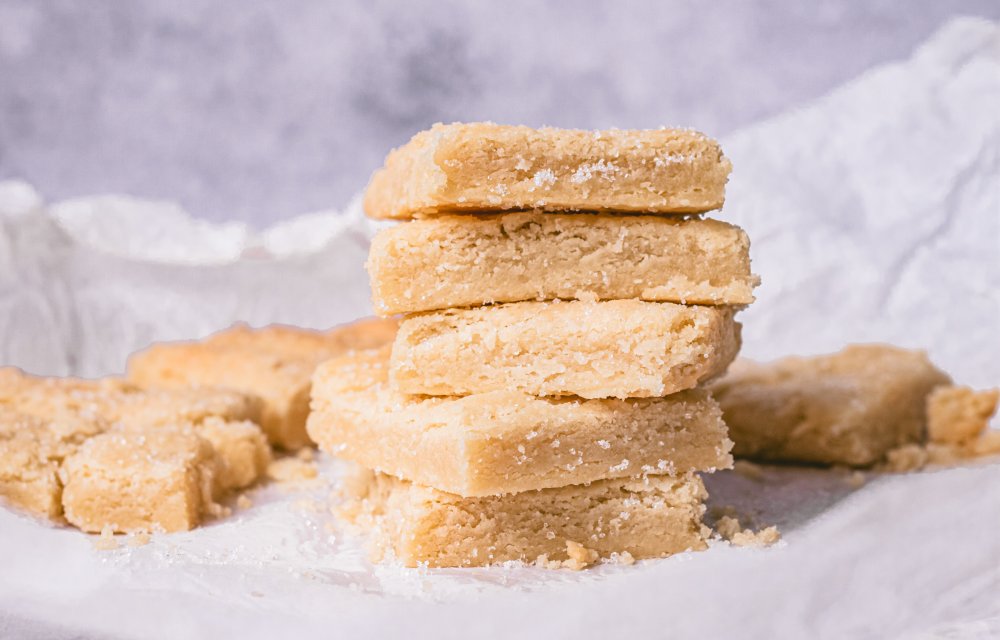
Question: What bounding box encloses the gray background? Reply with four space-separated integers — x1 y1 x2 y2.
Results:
1 0 998 226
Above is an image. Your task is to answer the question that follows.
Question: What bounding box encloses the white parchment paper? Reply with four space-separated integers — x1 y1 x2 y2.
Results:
1 17 998 640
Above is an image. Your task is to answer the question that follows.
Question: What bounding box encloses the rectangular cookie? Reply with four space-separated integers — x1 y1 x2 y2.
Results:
308 349 732 496
127 318 397 449
711 345 952 466
363 123 731 219
0 409 63 520
392 300 741 398
342 468 708 568
59 427 220 533
368 212 757 314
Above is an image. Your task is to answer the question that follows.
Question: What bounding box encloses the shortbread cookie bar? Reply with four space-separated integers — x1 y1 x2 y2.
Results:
712 345 952 466
363 123 731 219
368 212 757 315
59 427 219 533
392 300 740 398
1 371 269 492
308 349 732 496
0 409 63 519
128 318 397 449
342 468 708 568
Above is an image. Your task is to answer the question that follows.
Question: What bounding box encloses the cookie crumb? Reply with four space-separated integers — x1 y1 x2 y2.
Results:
608 550 636 566
845 470 866 489
716 515 780 548
561 540 599 570
296 447 316 462
93 525 119 551
267 457 319 483
882 443 929 472
533 554 561 570
732 526 781 548
127 531 151 547
236 494 253 510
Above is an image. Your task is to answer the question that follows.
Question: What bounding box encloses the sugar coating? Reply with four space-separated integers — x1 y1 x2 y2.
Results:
128 318 398 449
0 368 272 531
363 123 732 219
712 345 952 466
308 349 732 496
0 409 63 519
59 427 218 533
0 370 268 492
196 417 271 491
341 467 709 568
392 300 741 398
367 211 757 315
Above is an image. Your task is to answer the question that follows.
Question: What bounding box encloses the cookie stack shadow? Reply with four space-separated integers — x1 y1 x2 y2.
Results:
307 123 760 568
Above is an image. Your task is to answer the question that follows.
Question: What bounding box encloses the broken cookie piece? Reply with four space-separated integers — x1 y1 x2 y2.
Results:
712 345 952 466
883 385 999 472
926 386 999 445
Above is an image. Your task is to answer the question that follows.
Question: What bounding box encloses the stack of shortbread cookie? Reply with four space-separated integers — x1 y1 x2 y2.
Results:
307 123 759 568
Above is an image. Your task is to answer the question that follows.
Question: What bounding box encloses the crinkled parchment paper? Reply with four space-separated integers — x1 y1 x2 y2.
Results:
0 17 998 640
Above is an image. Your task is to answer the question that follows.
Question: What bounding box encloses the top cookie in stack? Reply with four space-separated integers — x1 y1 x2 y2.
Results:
309 122 759 568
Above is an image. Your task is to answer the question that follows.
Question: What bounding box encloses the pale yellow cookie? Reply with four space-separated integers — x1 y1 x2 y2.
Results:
343 467 708 568
368 212 756 315
309 349 732 496
364 123 731 219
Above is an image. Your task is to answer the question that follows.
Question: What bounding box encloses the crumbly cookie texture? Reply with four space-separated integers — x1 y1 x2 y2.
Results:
340 467 709 568
363 123 732 219
195 417 271 491
926 386 999 445
882 385 1000 472
367 212 757 315
0 371 268 493
308 349 732 496
712 345 952 467
715 515 781 548
0 368 271 531
128 318 398 449
392 300 741 399
59 427 219 533
0 409 63 519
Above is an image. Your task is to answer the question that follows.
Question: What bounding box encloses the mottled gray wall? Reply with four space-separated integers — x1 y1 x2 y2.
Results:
1 0 998 225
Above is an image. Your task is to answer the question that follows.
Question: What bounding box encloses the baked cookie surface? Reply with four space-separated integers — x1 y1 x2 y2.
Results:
368 212 757 315
363 123 731 219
